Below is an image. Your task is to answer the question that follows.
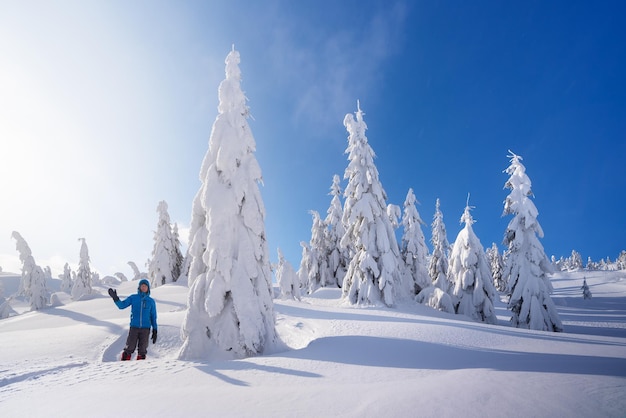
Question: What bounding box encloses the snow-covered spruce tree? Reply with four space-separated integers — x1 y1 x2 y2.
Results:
581 278 592 299
71 238 92 301
616 250 626 270
400 188 430 295
303 210 332 293
429 199 452 292
171 223 184 281
324 174 347 288
148 200 181 287
567 250 583 271
502 151 563 332
0 294 16 318
11 231 48 310
179 48 278 360
296 241 311 292
340 102 402 306
44 266 52 282
585 256 599 271
0 276 9 317
448 204 498 324
91 271 101 286
276 248 301 300
486 242 506 292
60 262 73 293
175 249 191 285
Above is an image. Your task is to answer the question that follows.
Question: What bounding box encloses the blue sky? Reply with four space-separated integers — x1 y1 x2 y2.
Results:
0 0 624 276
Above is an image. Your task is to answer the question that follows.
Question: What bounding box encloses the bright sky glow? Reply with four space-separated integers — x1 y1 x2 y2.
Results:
1 1 624 277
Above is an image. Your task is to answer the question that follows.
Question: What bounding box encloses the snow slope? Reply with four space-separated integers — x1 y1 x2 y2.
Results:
0 270 625 417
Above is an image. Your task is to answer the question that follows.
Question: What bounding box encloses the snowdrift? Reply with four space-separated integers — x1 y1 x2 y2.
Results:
0 270 625 417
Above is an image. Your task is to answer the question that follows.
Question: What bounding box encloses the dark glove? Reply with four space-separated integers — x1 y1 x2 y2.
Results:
152 329 157 344
108 288 119 302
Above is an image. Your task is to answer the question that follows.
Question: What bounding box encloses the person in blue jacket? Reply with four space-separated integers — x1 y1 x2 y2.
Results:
108 279 158 361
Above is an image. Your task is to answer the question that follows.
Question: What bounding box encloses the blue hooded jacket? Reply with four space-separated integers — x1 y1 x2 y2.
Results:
114 279 158 330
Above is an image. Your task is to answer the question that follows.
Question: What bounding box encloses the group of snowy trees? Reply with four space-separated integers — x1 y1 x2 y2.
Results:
291 100 564 332
148 200 184 287
552 249 626 272
6 233 96 312
4 198 185 315
5 46 621 366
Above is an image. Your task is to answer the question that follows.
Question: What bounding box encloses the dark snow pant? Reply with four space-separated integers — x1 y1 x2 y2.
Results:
123 327 151 356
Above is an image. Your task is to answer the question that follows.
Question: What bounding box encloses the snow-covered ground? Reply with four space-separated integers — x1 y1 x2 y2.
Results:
1 270 625 417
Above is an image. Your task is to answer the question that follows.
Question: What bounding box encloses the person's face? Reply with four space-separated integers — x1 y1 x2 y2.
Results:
140 284 148 292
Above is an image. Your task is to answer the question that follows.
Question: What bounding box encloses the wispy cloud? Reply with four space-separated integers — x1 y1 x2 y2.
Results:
265 2 409 137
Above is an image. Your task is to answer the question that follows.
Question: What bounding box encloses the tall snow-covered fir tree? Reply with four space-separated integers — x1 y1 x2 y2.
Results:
340 102 402 306
400 188 430 295
448 204 498 324
11 231 47 310
148 200 182 287
179 47 278 360
486 242 506 292
324 174 347 288
429 198 452 292
71 238 92 301
276 248 301 300
502 152 563 332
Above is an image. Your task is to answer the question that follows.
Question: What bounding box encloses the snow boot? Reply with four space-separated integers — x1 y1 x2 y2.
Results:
136 354 146 360
121 352 131 361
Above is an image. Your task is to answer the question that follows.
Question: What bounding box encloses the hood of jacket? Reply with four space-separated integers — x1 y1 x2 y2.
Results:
137 278 151 295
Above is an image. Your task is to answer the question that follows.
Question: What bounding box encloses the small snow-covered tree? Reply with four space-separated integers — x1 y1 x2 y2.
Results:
44 266 52 282
148 200 182 287
581 278 592 299
91 271 101 286
276 248 300 300
400 188 430 295
340 102 402 306
71 238 92 301
448 203 498 324
324 174 347 288
179 47 278 360
296 241 311 291
415 286 455 314
11 231 47 310
0 297 16 319
585 257 599 271
429 199 452 292
615 251 626 270
176 249 192 285
60 263 73 293
302 210 332 293
486 242 506 292
172 223 184 281
502 152 563 332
